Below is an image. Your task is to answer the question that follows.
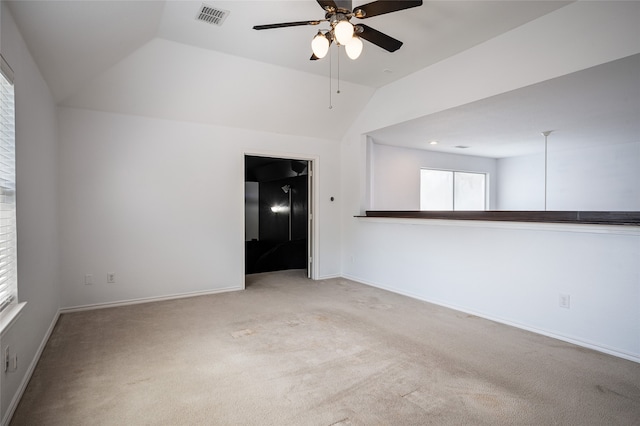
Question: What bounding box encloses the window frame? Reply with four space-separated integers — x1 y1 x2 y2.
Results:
420 168 488 211
0 52 19 321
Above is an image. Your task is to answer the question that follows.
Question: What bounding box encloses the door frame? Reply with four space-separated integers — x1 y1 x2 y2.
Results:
242 151 319 287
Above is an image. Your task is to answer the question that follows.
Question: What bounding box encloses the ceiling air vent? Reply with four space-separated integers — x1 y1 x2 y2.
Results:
196 3 230 26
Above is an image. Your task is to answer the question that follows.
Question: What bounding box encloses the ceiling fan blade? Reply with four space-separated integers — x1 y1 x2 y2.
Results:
316 1 338 12
317 0 353 13
357 24 402 52
253 20 321 30
355 0 423 18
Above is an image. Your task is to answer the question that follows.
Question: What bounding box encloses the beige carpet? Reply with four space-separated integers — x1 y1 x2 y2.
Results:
10 270 640 425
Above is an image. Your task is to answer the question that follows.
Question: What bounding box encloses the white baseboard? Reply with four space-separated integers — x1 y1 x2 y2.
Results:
60 286 242 313
317 273 341 280
341 274 640 364
2 309 61 426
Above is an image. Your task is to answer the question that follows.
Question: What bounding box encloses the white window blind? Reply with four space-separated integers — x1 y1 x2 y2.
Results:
0 54 17 314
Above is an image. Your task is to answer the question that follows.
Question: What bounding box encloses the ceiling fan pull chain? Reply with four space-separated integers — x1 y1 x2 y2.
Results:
328 43 333 109
336 46 341 94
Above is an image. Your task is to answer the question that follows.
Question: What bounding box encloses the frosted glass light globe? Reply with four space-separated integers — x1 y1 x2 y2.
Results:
345 37 363 59
311 32 329 58
334 20 354 45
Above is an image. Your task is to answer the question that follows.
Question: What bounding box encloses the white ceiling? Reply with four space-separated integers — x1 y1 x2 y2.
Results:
367 53 640 158
7 0 571 103
157 0 570 88
6 0 164 103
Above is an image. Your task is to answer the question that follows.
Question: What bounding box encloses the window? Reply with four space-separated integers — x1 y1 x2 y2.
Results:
0 54 17 314
420 169 486 211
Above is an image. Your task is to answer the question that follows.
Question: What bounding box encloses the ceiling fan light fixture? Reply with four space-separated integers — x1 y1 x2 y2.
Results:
345 36 363 60
311 31 330 58
254 0 425 61
334 20 354 45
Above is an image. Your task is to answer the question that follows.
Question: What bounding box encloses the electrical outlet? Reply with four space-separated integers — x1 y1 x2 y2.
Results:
84 274 93 285
559 294 571 309
107 272 116 283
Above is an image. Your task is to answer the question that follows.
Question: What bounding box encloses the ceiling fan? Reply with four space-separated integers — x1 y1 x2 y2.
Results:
253 0 423 60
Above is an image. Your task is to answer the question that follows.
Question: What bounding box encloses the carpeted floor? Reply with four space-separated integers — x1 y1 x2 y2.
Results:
10 270 640 425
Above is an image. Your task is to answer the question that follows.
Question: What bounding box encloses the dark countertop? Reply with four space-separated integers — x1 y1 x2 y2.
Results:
358 211 640 226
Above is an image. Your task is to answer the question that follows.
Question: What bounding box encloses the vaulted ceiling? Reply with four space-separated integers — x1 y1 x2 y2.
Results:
6 1 572 140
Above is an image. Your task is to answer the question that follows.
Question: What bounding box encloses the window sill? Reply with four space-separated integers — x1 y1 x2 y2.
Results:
0 302 27 336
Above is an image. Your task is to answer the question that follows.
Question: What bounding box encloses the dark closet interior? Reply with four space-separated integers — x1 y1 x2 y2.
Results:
245 156 308 274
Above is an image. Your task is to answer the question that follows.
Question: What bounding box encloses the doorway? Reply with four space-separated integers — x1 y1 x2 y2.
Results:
244 155 312 277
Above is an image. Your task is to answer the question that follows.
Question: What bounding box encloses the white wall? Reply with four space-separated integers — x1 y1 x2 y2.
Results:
547 141 640 211
495 153 545 210
63 37 375 142
497 142 640 211
341 1 640 362
370 142 497 210
58 107 342 309
0 5 60 423
347 220 640 359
